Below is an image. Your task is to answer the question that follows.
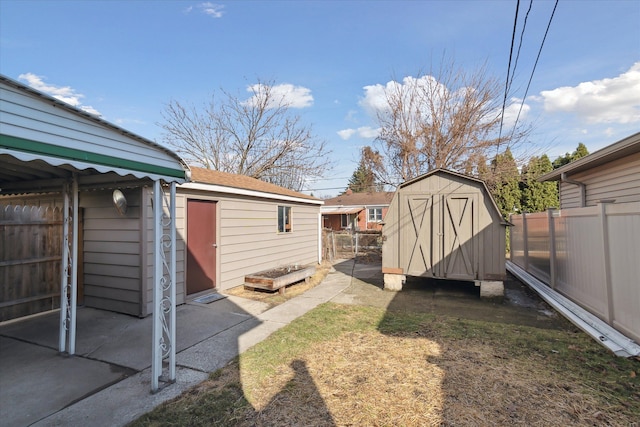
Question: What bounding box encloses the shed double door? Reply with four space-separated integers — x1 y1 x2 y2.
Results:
401 193 478 280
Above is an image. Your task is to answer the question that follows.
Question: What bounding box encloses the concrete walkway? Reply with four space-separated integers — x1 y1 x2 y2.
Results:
0 260 356 427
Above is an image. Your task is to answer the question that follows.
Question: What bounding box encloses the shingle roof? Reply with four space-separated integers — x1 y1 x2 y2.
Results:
189 167 320 201
323 191 394 207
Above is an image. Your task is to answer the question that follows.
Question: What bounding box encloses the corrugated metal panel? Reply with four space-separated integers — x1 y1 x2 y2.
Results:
0 78 184 178
1 81 187 183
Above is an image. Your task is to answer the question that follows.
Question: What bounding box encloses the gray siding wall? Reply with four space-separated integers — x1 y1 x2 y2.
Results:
382 172 505 280
560 151 640 209
81 188 143 316
167 189 320 298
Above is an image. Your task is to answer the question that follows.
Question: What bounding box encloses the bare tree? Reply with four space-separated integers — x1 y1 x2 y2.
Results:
160 80 332 191
370 57 530 185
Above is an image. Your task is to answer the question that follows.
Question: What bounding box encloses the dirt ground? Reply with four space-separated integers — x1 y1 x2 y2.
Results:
339 261 567 331
227 252 567 331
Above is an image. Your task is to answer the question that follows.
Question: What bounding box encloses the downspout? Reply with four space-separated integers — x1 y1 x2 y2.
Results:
561 173 586 207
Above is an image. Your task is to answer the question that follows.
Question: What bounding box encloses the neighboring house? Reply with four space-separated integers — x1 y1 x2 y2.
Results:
538 131 640 208
321 189 394 231
509 131 640 352
174 167 323 304
381 169 508 297
0 73 188 390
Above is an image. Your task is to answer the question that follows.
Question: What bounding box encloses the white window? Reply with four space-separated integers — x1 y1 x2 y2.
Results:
368 208 383 222
278 206 291 233
341 213 356 229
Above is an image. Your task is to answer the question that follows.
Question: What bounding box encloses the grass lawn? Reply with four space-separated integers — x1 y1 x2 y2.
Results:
131 303 639 426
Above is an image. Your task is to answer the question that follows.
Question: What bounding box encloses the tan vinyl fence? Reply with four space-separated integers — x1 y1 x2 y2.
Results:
0 205 63 322
510 201 640 343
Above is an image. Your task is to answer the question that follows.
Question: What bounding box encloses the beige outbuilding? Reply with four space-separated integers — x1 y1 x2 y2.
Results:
381 169 509 297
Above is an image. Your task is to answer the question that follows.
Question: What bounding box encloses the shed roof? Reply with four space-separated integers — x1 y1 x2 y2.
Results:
538 132 640 182
184 167 322 205
399 169 509 225
323 191 394 207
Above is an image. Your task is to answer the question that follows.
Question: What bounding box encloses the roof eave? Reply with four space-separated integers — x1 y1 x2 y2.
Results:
538 132 640 182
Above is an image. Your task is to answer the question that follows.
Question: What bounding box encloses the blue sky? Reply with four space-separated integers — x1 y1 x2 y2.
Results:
1 0 639 196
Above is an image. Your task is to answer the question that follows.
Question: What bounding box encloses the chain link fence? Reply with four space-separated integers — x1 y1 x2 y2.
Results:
322 229 382 262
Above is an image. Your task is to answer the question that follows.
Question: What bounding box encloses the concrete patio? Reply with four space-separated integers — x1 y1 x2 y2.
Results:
0 261 354 427
0 258 562 426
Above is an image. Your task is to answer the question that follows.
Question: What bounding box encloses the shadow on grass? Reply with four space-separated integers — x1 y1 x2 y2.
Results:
132 257 639 426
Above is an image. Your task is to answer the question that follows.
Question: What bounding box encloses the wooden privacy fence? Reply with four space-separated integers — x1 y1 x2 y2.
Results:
510 201 640 343
0 205 63 322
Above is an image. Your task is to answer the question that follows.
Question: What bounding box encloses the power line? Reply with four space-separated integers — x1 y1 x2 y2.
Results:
510 0 559 137
498 0 521 149
509 0 534 96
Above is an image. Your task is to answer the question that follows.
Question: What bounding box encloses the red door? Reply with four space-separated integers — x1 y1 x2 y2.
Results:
186 200 217 294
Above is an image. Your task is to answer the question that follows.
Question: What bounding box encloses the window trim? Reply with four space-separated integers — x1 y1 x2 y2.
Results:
368 207 383 222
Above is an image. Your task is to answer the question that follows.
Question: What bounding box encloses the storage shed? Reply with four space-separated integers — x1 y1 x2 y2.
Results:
174 167 323 302
382 169 509 297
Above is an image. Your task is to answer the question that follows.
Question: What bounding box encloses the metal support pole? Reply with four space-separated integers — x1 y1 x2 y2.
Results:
69 175 78 355
151 180 162 392
169 182 176 382
59 183 69 353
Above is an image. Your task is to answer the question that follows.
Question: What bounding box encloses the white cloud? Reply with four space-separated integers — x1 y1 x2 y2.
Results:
198 2 224 18
356 126 380 138
359 75 445 118
499 97 530 128
244 83 313 109
337 126 380 140
540 62 640 124
18 73 102 116
337 129 356 140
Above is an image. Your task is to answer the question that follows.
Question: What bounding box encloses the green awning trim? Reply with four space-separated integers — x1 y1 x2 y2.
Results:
1 134 187 179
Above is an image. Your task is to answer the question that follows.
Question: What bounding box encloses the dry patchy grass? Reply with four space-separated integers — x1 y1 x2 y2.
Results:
132 304 639 427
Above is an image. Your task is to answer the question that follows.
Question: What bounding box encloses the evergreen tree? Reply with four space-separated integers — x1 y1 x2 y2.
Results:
490 149 521 220
346 149 382 193
552 143 589 169
347 160 373 192
521 154 558 212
